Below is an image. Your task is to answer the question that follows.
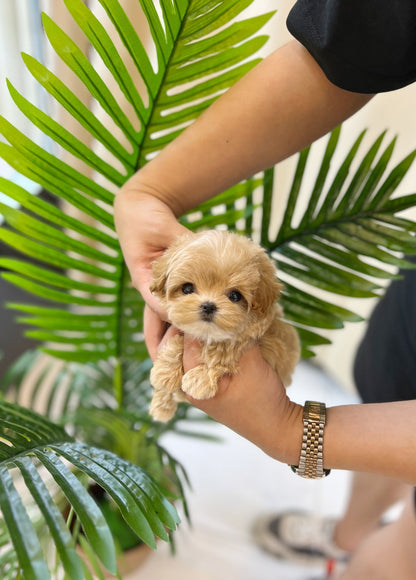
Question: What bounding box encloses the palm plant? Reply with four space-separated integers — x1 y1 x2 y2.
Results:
0 0 415 578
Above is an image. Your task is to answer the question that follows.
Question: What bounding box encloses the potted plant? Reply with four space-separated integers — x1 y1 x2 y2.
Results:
1 352 201 578
0 0 415 578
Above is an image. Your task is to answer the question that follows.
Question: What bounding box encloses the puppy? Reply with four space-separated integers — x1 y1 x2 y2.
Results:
149 230 300 422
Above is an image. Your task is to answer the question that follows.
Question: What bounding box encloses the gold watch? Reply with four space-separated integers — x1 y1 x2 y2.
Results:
291 400 331 479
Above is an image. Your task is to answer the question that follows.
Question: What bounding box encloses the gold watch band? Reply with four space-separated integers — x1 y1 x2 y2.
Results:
291 400 331 479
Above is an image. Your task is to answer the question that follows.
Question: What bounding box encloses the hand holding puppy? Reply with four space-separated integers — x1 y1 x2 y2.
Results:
182 336 304 465
149 230 300 422
113 190 189 358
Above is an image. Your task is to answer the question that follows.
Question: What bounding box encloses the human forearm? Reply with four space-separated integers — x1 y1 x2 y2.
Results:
235 397 416 485
323 402 416 484
120 40 373 216
243 399 416 485
182 341 416 485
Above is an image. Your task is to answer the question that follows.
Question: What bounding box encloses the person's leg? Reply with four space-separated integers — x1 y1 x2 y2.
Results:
338 490 416 580
335 256 416 558
251 472 408 565
334 471 410 552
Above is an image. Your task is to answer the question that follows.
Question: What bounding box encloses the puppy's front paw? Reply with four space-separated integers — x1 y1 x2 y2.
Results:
150 334 184 393
149 394 177 423
182 367 218 400
150 363 181 394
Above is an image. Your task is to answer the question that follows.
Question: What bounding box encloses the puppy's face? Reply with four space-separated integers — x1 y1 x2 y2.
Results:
150 231 282 342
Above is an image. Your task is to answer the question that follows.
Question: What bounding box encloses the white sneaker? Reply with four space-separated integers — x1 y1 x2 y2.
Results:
252 511 350 566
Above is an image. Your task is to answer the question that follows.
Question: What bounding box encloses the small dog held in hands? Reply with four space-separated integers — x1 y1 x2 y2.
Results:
149 230 300 422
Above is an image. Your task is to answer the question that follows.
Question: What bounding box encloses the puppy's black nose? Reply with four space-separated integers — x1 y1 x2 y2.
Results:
200 301 217 321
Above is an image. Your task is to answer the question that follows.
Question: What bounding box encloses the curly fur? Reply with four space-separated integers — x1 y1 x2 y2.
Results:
149 230 300 422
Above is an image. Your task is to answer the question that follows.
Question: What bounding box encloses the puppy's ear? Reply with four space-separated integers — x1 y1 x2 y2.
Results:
149 252 170 298
251 252 282 316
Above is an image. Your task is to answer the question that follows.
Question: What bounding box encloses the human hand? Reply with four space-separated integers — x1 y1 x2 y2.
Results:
114 188 190 358
182 336 303 465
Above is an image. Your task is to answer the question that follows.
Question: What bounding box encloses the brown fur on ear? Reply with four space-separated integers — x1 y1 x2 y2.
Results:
251 251 282 316
149 252 170 298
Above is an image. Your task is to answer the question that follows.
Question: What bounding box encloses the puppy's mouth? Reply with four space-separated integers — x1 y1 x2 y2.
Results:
199 301 217 322
168 301 237 341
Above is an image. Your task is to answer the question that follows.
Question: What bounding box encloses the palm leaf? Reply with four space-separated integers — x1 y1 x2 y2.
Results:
0 0 274 364
0 399 180 579
180 128 416 356
268 129 416 356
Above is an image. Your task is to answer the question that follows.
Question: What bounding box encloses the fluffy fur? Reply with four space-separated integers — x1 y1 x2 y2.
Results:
149 230 300 422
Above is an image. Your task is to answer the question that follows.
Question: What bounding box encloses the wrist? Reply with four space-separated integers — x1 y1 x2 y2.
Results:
116 180 178 217
261 399 304 465
291 401 331 479
119 169 186 218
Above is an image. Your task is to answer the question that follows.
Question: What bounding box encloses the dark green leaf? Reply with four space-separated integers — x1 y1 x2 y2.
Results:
35 449 117 574
0 144 114 227
348 136 396 214
13 457 85 580
336 131 386 216
0 228 117 281
0 467 50 580
0 258 117 295
322 227 415 268
0 201 119 265
277 147 310 239
369 149 416 210
277 244 381 294
298 126 342 228
300 237 402 279
320 129 366 219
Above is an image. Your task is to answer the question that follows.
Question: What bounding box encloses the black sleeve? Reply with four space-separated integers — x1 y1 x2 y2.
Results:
286 0 416 93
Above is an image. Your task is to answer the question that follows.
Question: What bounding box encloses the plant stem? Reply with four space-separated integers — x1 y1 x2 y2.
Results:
114 358 123 411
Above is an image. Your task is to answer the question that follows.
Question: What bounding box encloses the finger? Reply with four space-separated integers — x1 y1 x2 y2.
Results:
158 324 181 351
182 335 202 371
135 267 168 319
143 305 170 360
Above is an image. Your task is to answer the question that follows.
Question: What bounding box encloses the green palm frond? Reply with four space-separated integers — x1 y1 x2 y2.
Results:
0 399 180 579
265 128 416 356
0 0 273 363
180 127 416 357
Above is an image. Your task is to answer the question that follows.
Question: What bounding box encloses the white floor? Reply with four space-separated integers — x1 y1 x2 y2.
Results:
127 361 359 580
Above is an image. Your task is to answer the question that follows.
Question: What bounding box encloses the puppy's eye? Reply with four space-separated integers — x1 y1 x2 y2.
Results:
227 289 243 303
182 283 195 295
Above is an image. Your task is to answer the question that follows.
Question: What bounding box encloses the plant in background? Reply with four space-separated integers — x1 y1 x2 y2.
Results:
0 0 415 578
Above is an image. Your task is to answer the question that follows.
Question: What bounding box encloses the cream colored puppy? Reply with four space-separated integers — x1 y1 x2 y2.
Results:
149 230 300 422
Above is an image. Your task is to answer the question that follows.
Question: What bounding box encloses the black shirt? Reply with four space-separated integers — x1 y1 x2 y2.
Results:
287 0 416 93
